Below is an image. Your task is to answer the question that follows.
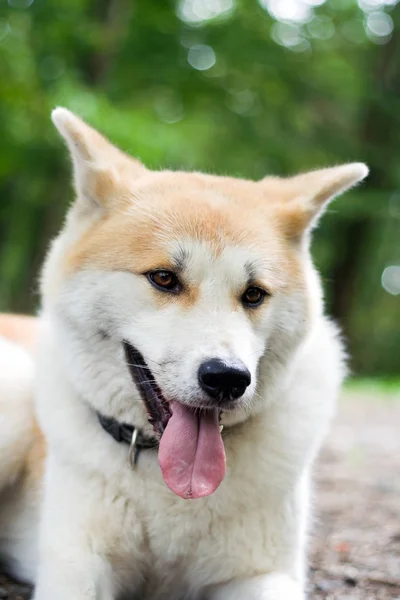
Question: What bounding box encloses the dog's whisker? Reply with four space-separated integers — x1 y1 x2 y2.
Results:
125 362 161 374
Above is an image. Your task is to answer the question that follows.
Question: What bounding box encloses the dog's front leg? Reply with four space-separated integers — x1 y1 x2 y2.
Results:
208 572 304 600
33 463 116 600
33 552 114 600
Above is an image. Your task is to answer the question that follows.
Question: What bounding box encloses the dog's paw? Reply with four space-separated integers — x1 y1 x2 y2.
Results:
259 573 304 600
207 572 304 600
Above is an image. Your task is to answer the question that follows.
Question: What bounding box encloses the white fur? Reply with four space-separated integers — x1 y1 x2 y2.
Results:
0 109 367 600
0 278 344 600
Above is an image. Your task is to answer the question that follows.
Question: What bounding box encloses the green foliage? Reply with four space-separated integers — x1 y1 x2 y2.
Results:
0 0 399 375
345 377 400 397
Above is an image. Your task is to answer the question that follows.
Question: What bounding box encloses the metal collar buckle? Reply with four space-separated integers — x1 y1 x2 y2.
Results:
129 427 139 468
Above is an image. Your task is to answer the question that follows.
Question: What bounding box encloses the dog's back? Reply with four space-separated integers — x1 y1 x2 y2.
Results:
0 335 42 583
0 314 38 353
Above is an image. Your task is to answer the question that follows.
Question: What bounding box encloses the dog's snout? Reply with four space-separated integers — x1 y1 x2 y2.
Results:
198 358 251 403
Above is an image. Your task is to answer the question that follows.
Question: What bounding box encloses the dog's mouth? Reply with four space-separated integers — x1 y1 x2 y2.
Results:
123 341 226 500
123 341 171 437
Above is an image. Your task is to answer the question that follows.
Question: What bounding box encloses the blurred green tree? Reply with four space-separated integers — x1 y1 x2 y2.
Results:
0 0 399 375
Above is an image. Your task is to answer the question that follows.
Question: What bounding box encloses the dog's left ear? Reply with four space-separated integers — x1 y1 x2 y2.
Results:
270 163 368 242
51 107 148 212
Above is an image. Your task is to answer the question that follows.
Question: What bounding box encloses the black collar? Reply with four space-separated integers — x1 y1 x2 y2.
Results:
97 413 158 466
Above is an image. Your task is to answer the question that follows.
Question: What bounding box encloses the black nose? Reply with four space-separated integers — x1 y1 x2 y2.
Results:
198 358 251 403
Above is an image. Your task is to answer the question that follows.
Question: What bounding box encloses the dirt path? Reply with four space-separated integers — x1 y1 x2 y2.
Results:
1 390 399 600
310 389 400 599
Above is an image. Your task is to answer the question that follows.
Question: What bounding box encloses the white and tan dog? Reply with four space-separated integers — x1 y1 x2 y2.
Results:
0 109 368 599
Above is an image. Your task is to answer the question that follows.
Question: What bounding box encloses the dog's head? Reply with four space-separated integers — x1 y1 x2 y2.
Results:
43 108 367 498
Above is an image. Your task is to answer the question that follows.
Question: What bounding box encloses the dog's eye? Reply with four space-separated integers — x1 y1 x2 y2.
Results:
147 270 181 293
242 286 267 308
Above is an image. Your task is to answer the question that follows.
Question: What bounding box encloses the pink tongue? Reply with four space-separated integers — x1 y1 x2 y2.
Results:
158 402 226 499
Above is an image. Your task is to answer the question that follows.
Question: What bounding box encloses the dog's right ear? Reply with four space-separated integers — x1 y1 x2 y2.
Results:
51 107 147 212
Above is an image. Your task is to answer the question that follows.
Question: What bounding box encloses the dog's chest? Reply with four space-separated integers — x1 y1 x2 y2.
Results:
119 489 270 596
106 427 284 596
106 489 248 599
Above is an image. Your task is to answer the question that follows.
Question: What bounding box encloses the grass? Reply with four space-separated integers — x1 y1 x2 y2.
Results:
344 377 400 398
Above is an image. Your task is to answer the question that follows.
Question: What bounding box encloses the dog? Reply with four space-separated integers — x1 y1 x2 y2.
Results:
0 108 368 599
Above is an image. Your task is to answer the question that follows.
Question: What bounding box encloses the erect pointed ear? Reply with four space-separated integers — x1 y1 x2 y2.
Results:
51 107 147 211
271 163 369 242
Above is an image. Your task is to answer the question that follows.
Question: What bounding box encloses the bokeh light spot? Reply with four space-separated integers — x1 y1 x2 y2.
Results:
359 0 398 10
381 266 400 296
259 0 312 23
153 90 184 124
226 89 255 115
366 11 393 37
307 15 335 39
271 22 303 47
187 44 216 71
178 0 234 24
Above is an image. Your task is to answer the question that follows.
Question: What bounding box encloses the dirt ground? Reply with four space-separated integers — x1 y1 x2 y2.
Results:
1 389 399 600
310 389 400 600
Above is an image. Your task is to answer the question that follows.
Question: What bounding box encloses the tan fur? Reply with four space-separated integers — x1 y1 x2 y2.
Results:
63 177 300 297
0 316 44 486
21 420 46 487
46 111 366 315
0 314 38 353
